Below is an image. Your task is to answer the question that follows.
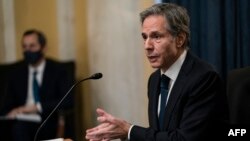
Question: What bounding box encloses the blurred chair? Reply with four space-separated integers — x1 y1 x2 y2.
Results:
0 64 11 111
227 66 250 124
57 61 76 140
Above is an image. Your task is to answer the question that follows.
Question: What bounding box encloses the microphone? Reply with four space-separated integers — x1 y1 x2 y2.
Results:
89 72 103 80
34 73 103 141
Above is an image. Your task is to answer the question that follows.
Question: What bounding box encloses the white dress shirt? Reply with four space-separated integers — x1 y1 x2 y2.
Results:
26 59 46 112
158 49 187 116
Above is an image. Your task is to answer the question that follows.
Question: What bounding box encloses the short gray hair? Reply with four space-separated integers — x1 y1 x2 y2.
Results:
140 3 190 46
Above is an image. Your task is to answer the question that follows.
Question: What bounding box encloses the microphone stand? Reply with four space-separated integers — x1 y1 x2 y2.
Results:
34 73 102 141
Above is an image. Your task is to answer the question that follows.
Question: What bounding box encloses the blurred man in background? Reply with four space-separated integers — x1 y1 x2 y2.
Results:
0 29 73 141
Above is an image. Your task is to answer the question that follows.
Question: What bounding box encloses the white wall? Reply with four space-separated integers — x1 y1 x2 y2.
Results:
87 0 149 131
0 0 16 63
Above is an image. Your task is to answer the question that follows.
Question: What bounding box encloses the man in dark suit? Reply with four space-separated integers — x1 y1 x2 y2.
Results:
0 29 73 141
85 3 228 141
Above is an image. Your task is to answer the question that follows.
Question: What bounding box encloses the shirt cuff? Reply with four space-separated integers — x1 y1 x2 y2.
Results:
127 125 134 140
36 102 42 113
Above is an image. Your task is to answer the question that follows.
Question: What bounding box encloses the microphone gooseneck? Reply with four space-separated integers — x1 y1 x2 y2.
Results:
34 73 103 141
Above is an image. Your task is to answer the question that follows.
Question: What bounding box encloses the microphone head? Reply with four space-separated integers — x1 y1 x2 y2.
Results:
90 73 103 79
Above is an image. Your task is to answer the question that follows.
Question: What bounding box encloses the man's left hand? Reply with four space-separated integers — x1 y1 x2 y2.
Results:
85 108 131 141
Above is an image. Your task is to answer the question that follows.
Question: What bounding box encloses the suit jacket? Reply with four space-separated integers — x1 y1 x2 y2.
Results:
1 59 73 137
130 51 228 141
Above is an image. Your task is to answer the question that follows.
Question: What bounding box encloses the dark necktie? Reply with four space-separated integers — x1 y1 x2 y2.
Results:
33 71 40 103
159 74 170 130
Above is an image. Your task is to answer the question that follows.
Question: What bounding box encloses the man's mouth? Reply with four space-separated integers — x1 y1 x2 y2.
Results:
147 55 159 62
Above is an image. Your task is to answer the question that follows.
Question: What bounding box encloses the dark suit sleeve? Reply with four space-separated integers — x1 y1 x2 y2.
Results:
0 78 18 115
0 64 28 115
130 71 226 141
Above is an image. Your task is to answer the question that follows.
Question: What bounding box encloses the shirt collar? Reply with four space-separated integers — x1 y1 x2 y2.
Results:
161 49 187 81
29 59 46 74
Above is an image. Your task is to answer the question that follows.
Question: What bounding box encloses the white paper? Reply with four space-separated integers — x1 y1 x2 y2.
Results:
15 113 42 123
0 114 41 122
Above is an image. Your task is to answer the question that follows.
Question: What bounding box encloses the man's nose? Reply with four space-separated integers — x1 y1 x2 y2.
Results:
144 38 154 50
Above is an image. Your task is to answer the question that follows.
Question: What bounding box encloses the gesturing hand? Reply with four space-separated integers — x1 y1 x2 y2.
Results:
85 108 131 141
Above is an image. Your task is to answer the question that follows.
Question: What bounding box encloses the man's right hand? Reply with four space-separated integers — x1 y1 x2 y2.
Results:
6 104 38 118
85 108 131 141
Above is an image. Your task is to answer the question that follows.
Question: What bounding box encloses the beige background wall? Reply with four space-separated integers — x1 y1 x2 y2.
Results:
0 0 16 63
0 0 4 62
14 0 59 60
87 0 147 126
0 0 154 140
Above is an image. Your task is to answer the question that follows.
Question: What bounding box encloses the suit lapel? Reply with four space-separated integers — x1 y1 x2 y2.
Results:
21 65 29 104
149 70 161 129
40 60 50 100
163 51 194 129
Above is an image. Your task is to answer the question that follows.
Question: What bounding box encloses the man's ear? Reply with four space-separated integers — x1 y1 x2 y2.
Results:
176 32 186 48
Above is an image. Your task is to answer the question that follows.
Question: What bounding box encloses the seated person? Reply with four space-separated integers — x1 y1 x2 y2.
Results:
0 29 73 141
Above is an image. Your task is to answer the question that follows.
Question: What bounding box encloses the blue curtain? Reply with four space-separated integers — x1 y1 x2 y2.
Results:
162 0 250 78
